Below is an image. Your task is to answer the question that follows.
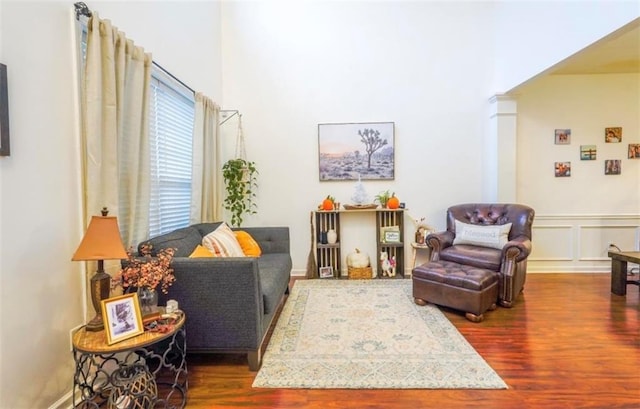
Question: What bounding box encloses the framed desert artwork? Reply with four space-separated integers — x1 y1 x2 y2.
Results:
318 122 394 181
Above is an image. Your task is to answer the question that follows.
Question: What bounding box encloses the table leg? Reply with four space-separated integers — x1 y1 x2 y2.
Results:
611 259 627 296
412 247 417 269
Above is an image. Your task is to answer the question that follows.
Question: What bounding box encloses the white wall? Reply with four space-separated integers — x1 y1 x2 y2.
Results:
493 1 640 92
516 73 640 271
220 1 495 275
0 1 221 407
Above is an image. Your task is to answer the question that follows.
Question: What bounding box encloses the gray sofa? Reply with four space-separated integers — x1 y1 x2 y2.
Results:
140 222 292 370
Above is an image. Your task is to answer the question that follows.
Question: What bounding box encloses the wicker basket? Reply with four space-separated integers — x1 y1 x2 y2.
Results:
348 266 373 279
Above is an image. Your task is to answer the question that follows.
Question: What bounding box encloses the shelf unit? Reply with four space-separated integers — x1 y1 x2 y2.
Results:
313 209 405 279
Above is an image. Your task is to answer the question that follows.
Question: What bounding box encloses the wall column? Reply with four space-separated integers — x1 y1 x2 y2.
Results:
486 94 518 202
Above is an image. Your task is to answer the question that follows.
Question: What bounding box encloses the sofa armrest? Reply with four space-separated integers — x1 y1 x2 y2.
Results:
158 257 265 349
502 236 532 263
238 227 290 255
425 231 455 260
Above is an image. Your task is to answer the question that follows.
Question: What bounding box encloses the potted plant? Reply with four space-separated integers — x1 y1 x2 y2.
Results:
222 158 258 227
112 244 176 313
374 190 392 208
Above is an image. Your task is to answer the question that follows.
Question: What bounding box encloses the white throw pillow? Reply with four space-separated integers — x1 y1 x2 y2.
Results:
453 220 512 250
202 222 246 257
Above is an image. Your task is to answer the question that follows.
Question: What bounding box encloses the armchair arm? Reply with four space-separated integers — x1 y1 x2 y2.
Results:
426 231 455 261
502 236 532 263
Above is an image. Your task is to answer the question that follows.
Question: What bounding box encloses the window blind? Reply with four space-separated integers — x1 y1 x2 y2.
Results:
148 72 195 237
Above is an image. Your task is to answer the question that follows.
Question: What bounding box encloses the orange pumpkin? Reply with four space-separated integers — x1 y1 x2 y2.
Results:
387 194 400 209
322 196 334 211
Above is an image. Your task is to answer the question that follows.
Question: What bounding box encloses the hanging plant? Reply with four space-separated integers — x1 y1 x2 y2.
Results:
222 158 258 227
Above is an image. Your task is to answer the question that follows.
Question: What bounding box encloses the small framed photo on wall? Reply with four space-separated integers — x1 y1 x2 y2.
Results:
605 127 622 143
580 145 596 160
628 144 640 159
554 129 571 145
604 159 621 175
554 161 571 177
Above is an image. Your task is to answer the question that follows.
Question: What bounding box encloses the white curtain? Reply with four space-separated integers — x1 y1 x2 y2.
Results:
82 13 152 248
190 92 222 223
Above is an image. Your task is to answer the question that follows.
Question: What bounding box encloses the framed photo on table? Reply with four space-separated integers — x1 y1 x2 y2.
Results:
101 293 144 345
319 266 334 278
384 230 401 243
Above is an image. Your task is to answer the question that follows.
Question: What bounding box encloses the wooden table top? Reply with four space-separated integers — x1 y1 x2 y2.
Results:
73 312 185 354
607 251 640 263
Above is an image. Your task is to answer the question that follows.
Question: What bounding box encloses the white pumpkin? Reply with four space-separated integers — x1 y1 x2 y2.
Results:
347 248 370 268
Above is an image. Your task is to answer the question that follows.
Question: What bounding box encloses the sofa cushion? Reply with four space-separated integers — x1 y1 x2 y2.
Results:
235 231 262 257
453 220 512 250
189 245 215 258
143 226 202 258
202 222 245 257
258 254 292 314
440 245 502 271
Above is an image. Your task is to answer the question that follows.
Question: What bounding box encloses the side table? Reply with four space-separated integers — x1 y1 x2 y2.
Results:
608 251 640 295
411 242 431 270
72 311 188 408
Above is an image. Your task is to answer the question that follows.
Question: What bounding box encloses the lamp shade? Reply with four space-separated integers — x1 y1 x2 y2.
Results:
72 216 128 261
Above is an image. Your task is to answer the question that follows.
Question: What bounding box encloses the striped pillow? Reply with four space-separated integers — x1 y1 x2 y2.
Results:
202 222 245 257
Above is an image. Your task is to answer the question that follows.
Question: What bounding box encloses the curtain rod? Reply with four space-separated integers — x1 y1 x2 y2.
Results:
73 2 195 95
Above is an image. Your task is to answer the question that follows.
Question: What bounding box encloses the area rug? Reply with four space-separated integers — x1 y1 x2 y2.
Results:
252 279 507 389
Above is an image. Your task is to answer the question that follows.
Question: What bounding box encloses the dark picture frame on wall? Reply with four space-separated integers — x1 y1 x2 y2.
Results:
0 63 10 157
318 122 395 181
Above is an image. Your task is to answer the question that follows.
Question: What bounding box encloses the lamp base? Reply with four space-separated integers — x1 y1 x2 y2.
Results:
86 313 104 332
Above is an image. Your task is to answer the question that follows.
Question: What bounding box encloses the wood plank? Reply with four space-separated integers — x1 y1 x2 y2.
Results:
185 274 640 409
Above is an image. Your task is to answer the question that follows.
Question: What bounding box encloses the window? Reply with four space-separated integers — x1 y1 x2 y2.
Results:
148 72 195 237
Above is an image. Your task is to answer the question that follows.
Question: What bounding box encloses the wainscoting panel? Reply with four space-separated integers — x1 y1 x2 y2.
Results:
529 214 640 272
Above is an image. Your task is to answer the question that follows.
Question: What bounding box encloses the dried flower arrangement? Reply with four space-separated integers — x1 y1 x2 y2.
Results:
112 244 176 294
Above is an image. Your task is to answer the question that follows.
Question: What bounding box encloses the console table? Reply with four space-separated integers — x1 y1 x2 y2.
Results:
313 208 406 278
72 311 188 408
608 251 640 295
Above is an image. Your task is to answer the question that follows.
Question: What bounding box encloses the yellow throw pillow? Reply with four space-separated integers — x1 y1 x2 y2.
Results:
189 244 215 258
235 230 262 257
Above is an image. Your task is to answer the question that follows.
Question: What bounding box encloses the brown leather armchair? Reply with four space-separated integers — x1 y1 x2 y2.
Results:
425 203 535 307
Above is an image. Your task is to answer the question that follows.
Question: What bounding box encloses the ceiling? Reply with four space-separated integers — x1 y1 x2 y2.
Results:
549 20 640 75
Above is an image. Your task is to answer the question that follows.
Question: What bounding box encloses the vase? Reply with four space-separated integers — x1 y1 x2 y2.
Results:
137 287 159 315
327 229 338 244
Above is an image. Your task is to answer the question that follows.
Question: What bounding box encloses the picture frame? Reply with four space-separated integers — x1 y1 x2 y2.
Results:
101 293 144 345
380 225 400 242
384 231 401 243
604 159 621 175
580 145 596 160
319 266 334 278
628 144 640 159
554 129 571 145
0 63 10 157
318 122 394 181
554 161 571 177
605 127 622 143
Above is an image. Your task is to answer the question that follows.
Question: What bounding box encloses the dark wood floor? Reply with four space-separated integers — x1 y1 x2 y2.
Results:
185 273 639 409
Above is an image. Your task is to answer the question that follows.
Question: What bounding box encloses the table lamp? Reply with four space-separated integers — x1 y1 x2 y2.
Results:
72 208 128 331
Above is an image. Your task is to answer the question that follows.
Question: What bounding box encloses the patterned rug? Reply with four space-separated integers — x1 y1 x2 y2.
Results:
252 279 507 389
